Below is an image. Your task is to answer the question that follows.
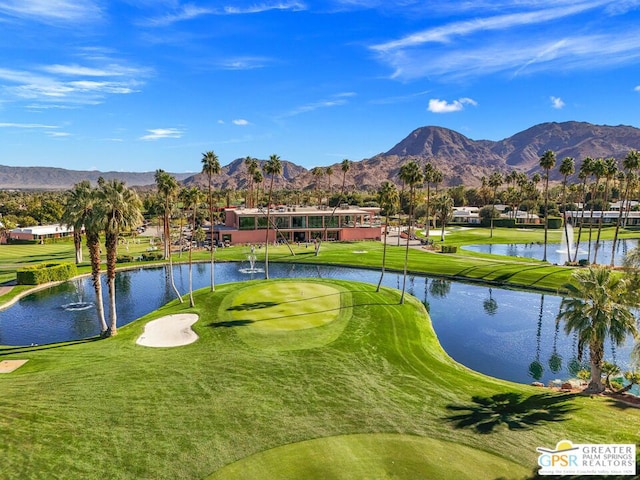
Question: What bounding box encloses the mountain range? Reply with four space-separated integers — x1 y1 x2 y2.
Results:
2 121 640 191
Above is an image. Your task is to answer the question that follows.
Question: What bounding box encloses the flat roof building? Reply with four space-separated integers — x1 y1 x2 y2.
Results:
216 205 382 245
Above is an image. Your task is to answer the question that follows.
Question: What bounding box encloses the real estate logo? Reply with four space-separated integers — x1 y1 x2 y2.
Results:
537 440 636 476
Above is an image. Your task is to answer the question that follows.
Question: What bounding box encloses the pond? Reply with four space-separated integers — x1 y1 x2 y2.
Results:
0 262 636 390
462 238 639 266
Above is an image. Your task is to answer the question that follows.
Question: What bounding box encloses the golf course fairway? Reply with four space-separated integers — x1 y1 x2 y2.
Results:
0 278 637 479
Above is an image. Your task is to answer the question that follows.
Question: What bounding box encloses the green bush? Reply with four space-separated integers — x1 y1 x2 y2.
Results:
141 251 163 261
440 245 458 254
16 263 77 285
116 255 135 263
578 259 590 267
481 218 516 228
546 217 563 229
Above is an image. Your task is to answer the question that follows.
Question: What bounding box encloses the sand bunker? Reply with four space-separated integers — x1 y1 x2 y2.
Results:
0 359 28 373
136 314 199 348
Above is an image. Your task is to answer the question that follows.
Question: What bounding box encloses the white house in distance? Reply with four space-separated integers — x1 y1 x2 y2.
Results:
7 224 74 242
452 206 540 225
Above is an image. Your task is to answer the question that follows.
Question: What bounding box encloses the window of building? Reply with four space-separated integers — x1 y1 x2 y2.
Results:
275 216 290 229
308 216 323 228
292 216 306 228
325 215 339 228
257 216 269 229
239 217 255 230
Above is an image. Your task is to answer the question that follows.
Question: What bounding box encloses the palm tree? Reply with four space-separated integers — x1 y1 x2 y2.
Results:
63 181 108 335
593 157 617 264
319 159 350 251
556 266 638 393
180 187 202 307
559 157 575 261
325 166 333 194
376 181 399 292
252 169 264 207
98 179 143 336
587 158 605 262
433 194 454 241
573 157 594 262
244 156 258 208
423 162 435 238
154 169 183 303
62 181 92 265
398 160 423 304
201 151 221 292
488 172 503 238
539 150 556 262
311 166 324 206
263 154 282 279
611 151 639 266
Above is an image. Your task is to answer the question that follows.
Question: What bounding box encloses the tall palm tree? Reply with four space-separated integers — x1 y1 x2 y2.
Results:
376 181 399 292
62 180 92 265
180 187 202 307
244 156 258 208
587 158 605 262
318 159 350 251
539 150 556 262
423 162 435 238
573 157 594 262
201 151 221 292
63 181 108 335
433 194 454 241
488 172 503 238
593 157 617 264
263 154 282 279
154 169 182 303
558 157 575 261
311 166 324 206
325 166 333 194
556 266 638 393
611 150 640 265
398 160 423 304
253 169 264 207
98 179 143 336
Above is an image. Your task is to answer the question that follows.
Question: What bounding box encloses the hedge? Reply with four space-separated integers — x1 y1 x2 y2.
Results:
116 255 135 263
16 263 77 285
141 251 163 261
440 245 458 254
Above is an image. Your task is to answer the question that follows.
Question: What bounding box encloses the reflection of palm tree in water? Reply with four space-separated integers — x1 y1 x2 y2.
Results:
483 288 498 316
567 331 583 377
429 278 451 298
528 294 545 381
408 275 414 296
548 314 562 374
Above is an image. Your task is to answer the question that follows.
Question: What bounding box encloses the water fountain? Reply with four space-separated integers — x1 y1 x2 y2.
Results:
61 279 94 311
238 254 264 274
556 223 586 264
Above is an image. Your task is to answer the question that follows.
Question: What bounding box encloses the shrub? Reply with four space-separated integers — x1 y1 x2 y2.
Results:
116 255 135 263
440 245 458 254
141 251 163 261
578 259 590 267
16 263 77 285
546 217 563 229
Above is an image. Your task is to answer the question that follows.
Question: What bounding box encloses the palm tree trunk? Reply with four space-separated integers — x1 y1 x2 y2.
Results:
105 231 118 336
586 343 605 393
587 180 599 262
264 176 275 280
573 179 589 263
593 181 610 264
400 189 413 304
188 206 196 307
73 230 83 264
561 179 571 264
208 182 215 292
543 173 549 262
376 214 389 292
610 178 631 266
87 233 107 335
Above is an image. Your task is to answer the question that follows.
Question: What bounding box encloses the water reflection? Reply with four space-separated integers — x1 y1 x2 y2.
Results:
463 239 638 266
0 263 635 388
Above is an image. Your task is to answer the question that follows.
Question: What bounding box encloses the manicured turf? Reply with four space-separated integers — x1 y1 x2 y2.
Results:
0 279 637 479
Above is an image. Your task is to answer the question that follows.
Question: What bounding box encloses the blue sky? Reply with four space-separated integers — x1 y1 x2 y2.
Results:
0 0 639 173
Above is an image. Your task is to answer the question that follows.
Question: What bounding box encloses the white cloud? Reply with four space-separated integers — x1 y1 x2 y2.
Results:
217 56 273 70
139 128 184 141
550 96 565 109
223 2 307 15
428 97 477 113
635 85 640 92
46 131 71 137
232 119 250 126
369 2 640 81
0 0 102 23
0 122 58 129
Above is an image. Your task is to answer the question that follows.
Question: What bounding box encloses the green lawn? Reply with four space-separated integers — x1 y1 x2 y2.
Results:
0 279 637 479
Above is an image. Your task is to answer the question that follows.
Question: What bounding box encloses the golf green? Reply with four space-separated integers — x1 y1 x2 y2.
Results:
217 280 353 351
206 433 530 480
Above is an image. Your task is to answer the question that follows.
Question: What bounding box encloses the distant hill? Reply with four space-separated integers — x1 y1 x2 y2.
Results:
0 166 192 190
2 121 640 190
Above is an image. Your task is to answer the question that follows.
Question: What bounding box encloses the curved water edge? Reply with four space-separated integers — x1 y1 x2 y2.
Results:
0 262 636 392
